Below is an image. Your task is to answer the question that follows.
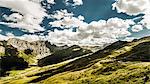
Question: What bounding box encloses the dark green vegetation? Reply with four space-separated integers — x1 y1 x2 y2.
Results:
0 56 28 76
119 42 150 62
0 36 150 84
38 45 92 66
0 45 28 76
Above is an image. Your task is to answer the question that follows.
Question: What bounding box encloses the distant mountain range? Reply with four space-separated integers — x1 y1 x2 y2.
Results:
0 36 150 84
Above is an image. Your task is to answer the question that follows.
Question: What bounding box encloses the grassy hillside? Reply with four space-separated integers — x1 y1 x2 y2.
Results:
38 45 92 66
0 36 150 84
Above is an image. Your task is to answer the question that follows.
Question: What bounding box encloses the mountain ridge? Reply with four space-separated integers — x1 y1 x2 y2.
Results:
0 36 150 84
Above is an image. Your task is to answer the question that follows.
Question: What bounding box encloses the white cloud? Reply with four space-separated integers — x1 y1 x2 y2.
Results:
123 37 135 41
0 0 147 47
0 34 8 41
0 0 54 33
73 0 83 6
46 0 55 4
50 9 74 20
0 33 46 42
0 33 44 42
3 13 23 22
17 34 41 42
131 25 143 32
112 0 150 15
140 13 150 29
48 9 134 46
49 9 87 29
65 0 83 6
6 12 133 47
0 16 134 46
113 0 150 30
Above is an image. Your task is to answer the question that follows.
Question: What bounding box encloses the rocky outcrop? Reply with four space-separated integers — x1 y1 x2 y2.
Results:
7 38 52 59
0 41 6 53
0 46 5 53
6 38 68 59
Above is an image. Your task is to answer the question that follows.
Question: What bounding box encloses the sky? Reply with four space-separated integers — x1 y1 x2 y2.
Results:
0 0 150 46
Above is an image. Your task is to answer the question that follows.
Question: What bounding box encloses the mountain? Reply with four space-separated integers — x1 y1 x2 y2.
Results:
0 38 69 65
7 38 65 59
38 45 92 66
0 38 92 77
0 36 150 84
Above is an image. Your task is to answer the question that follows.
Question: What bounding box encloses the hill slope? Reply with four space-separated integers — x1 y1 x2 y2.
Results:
0 36 150 84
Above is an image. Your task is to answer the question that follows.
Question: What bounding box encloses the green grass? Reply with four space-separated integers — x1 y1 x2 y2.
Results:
1 76 40 84
0 58 72 84
44 62 150 84
18 51 37 65
0 52 5 56
43 39 150 84
0 50 37 65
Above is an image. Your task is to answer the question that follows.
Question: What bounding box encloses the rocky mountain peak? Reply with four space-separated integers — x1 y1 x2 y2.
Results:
6 38 61 59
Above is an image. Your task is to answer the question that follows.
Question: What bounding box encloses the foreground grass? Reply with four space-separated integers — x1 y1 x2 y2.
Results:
44 62 150 84
0 53 92 84
1 61 149 84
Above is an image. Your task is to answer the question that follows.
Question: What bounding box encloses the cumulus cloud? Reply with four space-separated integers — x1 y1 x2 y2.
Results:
123 37 135 41
65 0 83 6
49 9 87 29
0 17 134 46
0 9 134 46
0 0 148 47
0 34 8 41
113 0 150 30
72 0 83 6
0 0 54 33
0 32 45 42
16 34 42 42
140 13 150 29
112 0 150 15
48 9 135 46
46 0 55 4
131 25 143 32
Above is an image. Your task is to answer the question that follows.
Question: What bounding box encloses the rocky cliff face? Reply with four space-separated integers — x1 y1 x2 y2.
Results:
7 38 54 59
0 46 5 53
0 38 68 59
0 41 5 53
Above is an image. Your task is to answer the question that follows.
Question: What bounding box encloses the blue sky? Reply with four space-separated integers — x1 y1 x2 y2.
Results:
0 0 149 46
